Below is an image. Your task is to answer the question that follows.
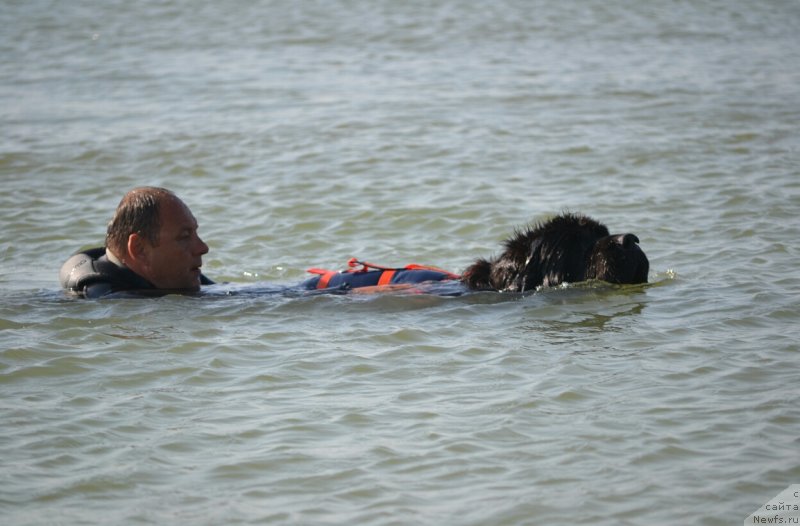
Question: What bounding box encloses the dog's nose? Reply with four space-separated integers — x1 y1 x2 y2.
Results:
614 233 639 249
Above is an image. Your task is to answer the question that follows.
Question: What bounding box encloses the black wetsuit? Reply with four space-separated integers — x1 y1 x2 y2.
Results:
59 247 214 299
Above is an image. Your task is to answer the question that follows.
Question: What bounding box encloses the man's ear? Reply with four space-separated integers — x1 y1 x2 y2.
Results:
126 233 150 264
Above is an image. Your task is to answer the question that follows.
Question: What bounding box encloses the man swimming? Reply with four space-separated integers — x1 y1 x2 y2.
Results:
60 187 213 298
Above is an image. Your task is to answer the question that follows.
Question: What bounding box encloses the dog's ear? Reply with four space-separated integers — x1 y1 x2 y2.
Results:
462 258 494 290
517 238 544 292
490 257 522 292
492 238 545 292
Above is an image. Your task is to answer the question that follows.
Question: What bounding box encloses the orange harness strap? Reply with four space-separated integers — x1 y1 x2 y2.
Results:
348 258 461 280
307 258 461 290
306 268 340 290
377 270 396 286
347 258 394 272
403 263 461 280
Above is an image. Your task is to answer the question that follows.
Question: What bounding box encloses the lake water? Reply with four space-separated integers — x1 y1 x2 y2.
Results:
1 1 799 524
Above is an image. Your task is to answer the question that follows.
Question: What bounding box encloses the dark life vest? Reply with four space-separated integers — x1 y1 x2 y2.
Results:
59 247 213 298
302 258 461 291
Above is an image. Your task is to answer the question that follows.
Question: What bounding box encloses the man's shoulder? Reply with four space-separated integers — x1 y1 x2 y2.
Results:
59 247 153 298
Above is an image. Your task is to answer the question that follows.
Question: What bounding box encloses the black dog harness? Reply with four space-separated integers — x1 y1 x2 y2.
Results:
303 258 461 291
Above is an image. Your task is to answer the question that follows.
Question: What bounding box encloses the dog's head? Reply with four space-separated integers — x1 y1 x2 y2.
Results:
462 213 650 292
515 217 649 291
584 233 649 285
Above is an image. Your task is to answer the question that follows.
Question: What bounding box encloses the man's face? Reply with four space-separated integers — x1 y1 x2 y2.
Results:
140 197 209 291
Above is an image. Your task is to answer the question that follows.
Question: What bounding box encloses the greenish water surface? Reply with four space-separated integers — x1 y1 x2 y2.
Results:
1 1 799 524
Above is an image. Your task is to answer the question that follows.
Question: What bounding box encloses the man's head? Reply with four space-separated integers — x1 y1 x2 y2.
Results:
106 187 209 291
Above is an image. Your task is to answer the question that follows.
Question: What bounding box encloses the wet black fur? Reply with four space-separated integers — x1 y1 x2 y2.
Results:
462 213 649 292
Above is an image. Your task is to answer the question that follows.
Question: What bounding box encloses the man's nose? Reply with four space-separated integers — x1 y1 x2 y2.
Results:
195 235 209 255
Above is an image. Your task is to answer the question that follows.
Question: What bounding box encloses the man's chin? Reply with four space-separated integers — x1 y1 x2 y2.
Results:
186 270 203 290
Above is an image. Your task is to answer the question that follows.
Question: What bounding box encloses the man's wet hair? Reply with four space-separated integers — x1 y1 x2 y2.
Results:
105 187 175 255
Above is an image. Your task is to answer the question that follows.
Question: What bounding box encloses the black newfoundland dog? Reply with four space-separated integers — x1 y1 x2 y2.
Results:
462 213 649 292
